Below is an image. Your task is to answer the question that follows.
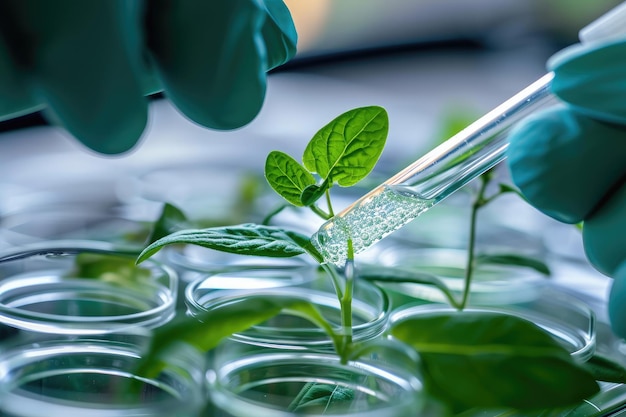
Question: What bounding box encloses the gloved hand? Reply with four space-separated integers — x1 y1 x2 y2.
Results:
506 38 626 338
0 0 297 155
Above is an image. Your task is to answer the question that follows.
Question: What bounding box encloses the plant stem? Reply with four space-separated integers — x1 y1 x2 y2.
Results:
340 283 353 362
459 175 490 310
322 263 344 300
310 205 331 220
261 203 289 225
321 237 356 363
325 189 335 217
342 239 354 349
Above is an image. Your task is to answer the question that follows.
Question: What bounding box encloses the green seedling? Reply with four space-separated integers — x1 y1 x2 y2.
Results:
134 105 599 413
138 105 389 363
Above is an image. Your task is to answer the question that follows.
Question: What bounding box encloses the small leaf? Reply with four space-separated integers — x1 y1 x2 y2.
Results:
303 106 388 187
148 202 190 244
137 223 309 263
300 183 327 207
265 151 316 206
498 183 528 202
498 183 518 195
475 253 551 276
288 382 354 413
390 311 599 411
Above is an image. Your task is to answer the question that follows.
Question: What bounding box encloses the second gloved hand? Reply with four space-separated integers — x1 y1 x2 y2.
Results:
0 0 297 154
507 38 626 338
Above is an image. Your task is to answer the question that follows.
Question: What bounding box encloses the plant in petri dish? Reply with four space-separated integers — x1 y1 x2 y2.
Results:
133 106 601 414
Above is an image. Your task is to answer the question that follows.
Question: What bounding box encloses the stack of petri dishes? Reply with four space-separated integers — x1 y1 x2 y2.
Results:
0 241 206 417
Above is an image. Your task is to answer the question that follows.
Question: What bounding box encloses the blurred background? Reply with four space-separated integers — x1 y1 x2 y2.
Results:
286 0 618 57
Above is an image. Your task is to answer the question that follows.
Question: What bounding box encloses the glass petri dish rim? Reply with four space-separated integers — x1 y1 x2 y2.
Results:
0 335 206 417
208 350 424 417
0 240 178 334
0 205 151 247
185 273 390 349
387 289 597 363
162 243 315 275
372 246 549 305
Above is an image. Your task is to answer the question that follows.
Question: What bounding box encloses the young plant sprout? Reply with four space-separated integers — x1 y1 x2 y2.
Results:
137 105 388 361
134 105 604 413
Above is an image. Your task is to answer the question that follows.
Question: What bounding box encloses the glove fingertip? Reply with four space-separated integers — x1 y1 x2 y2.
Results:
608 262 626 339
583 182 626 277
508 107 626 224
87 117 147 155
262 0 298 70
507 109 585 224
148 1 267 131
48 106 148 155
548 40 626 125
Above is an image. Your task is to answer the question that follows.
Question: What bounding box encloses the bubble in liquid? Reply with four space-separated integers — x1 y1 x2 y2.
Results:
311 185 436 266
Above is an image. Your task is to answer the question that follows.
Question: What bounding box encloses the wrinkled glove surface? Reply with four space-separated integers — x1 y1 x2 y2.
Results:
507 39 626 337
0 0 297 154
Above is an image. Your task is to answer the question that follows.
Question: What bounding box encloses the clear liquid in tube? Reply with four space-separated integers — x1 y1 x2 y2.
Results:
311 185 438 266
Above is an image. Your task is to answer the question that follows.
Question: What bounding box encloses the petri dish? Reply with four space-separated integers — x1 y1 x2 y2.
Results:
0 241 177 335
186 268 389 351
208 350 432 417
0 333 206 417
388 288 596 363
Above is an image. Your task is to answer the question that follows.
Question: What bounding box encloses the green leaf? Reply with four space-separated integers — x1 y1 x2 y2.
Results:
582 353 626 384
132 296 319 382
475 253 551 276
300 183 327 207
148 202 190 244
390 311 599 411
498 183 519 195
288 382 354 413
265 150 316 206
498 183 529 202
128 295 340 397
282 229 324 264
303 106 388 186
137 223 309 263
358 264 459 308
286 299 343 354
68 253 150 285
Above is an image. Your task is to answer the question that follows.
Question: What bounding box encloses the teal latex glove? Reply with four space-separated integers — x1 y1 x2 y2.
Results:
0 0 297 155
507 39 626 338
